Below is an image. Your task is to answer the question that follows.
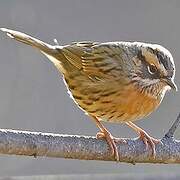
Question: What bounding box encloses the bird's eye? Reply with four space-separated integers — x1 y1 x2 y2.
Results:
147 64 157 74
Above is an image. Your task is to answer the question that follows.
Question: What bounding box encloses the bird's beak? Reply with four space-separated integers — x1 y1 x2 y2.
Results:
162 78 178 91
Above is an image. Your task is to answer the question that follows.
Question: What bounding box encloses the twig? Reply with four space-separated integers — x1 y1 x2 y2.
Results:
165 112 180 138
0 115 179 164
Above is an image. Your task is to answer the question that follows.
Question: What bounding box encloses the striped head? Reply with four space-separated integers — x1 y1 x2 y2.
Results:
127 42 177 99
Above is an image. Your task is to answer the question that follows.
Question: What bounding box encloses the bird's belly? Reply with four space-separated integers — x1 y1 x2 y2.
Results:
89 85 160 123
65 75 161 123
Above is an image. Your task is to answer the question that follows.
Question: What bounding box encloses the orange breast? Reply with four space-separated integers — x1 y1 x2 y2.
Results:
115 84 161 122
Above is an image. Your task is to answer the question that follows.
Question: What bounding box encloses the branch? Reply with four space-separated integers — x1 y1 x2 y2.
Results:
165 112 180 138
0 113 179 164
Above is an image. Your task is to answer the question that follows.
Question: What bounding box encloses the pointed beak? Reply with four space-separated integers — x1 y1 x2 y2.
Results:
162 78 178 91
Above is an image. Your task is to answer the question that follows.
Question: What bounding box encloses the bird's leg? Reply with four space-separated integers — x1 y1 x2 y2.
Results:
126 121 160 157
91 116 126 161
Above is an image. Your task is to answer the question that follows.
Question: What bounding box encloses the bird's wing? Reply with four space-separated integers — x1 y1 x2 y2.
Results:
61 42 126 81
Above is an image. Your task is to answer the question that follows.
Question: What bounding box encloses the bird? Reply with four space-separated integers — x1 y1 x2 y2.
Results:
0 28 177 161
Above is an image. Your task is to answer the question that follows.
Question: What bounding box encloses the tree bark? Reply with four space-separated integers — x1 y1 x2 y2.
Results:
0 128 178 164
0 113 179 164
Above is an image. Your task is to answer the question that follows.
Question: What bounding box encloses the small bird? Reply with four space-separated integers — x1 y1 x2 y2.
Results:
0 28 177 161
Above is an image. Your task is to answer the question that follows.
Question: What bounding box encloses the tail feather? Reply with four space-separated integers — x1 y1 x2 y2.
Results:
0 28 74 73
0 28 57 55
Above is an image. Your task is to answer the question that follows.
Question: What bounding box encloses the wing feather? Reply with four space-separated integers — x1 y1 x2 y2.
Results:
62 42 126 81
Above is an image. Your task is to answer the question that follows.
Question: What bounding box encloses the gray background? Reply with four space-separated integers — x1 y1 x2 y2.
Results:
0 0 179 177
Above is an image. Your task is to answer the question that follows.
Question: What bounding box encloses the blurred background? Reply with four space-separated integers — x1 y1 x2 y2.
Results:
0 0 179 177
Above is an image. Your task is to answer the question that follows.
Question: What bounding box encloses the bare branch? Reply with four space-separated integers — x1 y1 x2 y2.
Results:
165 112 180 138
0 113 179 163
0 126 179 164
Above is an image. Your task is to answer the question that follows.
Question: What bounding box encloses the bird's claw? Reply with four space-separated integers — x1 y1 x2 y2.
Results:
96 131 126 161
138 130 161 158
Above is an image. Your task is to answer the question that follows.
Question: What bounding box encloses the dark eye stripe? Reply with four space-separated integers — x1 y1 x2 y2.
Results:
156 52 168 69
156 50 175 78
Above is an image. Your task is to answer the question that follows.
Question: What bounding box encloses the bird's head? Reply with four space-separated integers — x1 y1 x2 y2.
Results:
129 42 177 98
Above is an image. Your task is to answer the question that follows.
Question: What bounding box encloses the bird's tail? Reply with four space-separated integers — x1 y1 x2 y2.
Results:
0 28 58 55
0 28 71 72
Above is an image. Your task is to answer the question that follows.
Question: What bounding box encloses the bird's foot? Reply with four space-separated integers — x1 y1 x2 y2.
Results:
96 131 126 161
138 130 161 158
